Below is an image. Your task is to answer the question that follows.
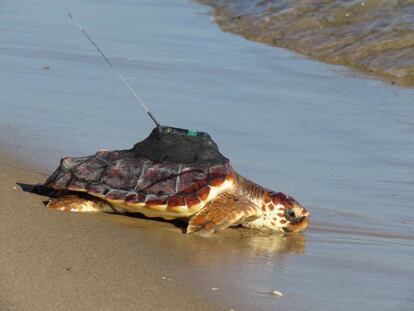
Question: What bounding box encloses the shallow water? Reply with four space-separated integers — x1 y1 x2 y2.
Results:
1 0 414 310
201 0 414 86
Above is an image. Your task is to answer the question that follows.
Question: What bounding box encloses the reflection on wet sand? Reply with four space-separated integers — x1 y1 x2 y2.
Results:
184 229 306 265
105 211 305 264
117 216 306 266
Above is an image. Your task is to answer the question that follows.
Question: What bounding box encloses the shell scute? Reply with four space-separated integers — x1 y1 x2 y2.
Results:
185 195 201 207
73 157 106 181
125 193 145 205
96 150 134 164
60 156 90 170
167 195 186 208
46 147 233 219
210 177 225 187
180 165 208 174
101 157 144 190
177 169 208 194
125 192 138 203
106 190 128 201
178 179 208 194
49 170 72 190
209 164 226 178
86 183 111 197
196 186 210 201
136 163 178 193
67 179 87 191
145 178 176 195
145 195 168 206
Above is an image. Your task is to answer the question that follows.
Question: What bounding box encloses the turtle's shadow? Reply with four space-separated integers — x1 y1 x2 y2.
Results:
123 212 188 232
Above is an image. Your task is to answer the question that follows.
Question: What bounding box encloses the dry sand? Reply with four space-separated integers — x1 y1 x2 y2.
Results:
0 154 225 311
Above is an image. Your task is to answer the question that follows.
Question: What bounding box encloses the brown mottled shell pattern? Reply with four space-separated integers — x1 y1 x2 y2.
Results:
46 150 234 219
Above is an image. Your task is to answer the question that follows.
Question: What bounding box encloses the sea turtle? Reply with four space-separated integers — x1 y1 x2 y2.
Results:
36 126 309 235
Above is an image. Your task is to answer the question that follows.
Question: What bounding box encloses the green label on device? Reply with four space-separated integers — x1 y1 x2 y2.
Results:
187 130 199 137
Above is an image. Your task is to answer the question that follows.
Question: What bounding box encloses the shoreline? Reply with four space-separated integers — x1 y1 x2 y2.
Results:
199 0 414 88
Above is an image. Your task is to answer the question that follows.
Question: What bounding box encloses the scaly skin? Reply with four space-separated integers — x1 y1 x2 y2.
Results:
232 173 309 233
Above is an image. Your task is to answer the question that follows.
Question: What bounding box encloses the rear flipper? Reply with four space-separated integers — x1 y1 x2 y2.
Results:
28 184 121 214
47 195 118 213
187 193 262 236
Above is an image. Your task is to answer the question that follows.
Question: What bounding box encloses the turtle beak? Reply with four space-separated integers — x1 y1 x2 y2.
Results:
282 208 309 233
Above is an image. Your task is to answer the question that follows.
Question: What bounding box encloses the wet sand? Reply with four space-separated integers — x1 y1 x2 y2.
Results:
1 0 414 310
200 0 414 87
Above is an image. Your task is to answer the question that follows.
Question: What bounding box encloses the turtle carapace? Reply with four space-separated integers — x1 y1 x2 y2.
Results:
37 126 309 235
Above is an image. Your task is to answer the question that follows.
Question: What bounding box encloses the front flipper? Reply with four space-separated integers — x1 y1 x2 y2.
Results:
187 193 261 236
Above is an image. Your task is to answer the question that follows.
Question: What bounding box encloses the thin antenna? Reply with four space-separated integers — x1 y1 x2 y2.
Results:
67 12 161 127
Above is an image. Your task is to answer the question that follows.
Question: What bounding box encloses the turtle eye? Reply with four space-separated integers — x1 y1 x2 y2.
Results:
285 209 297 221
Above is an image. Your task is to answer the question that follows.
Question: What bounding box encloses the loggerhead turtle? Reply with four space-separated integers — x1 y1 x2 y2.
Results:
37 126 309 235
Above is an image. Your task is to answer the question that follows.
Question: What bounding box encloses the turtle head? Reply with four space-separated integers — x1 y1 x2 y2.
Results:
262 192 309 233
